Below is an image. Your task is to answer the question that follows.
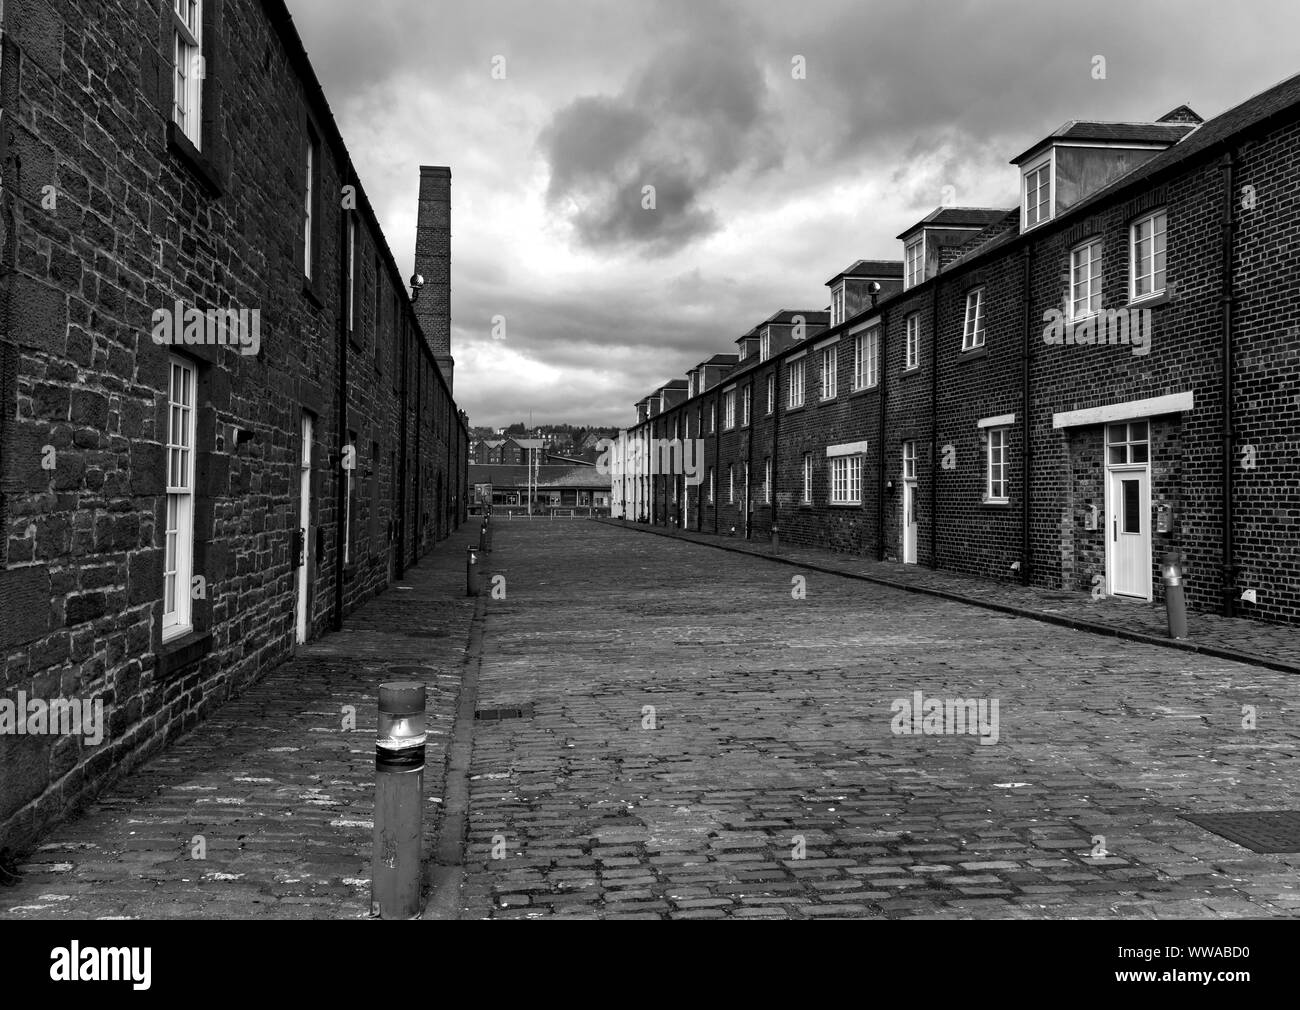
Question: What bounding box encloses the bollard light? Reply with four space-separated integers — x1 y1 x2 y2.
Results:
729 525 736 537
372 681 427 919
466 546 481 596
1161 550 1188 640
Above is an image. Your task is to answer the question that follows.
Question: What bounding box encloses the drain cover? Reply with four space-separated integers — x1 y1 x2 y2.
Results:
475 704 534 721
1180 810 1300 853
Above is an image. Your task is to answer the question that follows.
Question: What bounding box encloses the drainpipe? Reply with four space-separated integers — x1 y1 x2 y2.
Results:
771 368 779 539
414 349 422 553
1219 150 1238 616
712 396 719 536
876 305 888 560
1021 244 1033 585
929 275 939 569
396 315 407 578
334 189 350 631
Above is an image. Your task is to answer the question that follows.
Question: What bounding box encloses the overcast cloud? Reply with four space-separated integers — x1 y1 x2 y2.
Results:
291 0 1300 428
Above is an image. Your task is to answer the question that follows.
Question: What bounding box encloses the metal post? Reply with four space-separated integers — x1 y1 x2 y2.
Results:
771 526 780 555
466 546 480 596
484 515 493 552
372 682 426 919
479 522 488 551
1161 551 1188 640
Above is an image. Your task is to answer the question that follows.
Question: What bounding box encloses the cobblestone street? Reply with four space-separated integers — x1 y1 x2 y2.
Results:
461 520 1300 919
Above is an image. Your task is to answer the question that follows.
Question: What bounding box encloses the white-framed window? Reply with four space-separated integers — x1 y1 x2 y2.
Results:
728 464 735 504
347 217 356 332
830 455 862 505
1070 238 1104 319
759 328 771 361
723 389 736 429
709 402 716 433
1107 420 1150 465
831 283 846 326
801 453 813 503
688 373 696 398
821 345 838 400
1023 152 1053 229
163 357 197 642
766 373 774 414
902 440 916 480
172 0 203 149
963 287 986 350
742 386 751 426
764 458 771 504
905 235 924 290
986 427 1009 503
853 327 878 389
303 140 315 281
788 358 805 408
905 313 920 370
1130 209 1167 301
708 466 715 504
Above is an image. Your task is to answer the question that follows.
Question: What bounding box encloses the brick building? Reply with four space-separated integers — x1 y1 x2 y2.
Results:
0 0 469 855
616 74 1300 626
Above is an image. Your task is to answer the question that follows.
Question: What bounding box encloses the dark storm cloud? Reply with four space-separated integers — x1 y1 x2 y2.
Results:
540 32 779 254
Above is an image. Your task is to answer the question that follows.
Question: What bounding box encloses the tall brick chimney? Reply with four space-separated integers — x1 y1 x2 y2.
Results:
414 166 453 390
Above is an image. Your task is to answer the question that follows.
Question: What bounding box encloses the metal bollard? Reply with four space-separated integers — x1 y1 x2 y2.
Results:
1161 550 1188 639
466 546 480 596
771 526 780 555
372 681 427 919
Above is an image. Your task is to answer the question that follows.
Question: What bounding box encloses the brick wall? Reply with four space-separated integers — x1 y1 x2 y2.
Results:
0 0 469 857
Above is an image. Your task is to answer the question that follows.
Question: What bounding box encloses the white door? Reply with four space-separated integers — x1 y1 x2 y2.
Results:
901 441 918 564
1107 467 1151 599
296 413 312 644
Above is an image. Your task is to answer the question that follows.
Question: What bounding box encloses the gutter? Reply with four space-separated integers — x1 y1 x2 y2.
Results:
396 315 407 579
1021 244 1033 585
876 305 888 560
929 277 939 568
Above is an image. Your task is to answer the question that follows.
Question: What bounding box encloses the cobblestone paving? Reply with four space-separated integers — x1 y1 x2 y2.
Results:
609 520 1300 670
460 520 1300 919
0 536 478 920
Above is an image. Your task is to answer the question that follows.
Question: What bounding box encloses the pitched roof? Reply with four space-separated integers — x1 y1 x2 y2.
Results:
469 463 611 489
824 259 905 286
1010 120 1196 164
896 207 1009 239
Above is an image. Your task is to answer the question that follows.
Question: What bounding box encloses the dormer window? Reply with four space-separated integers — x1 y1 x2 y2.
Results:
1022 151 1053 230
688 373 696 398
759 328 771 361
738 342 748 362
830 283 846 325
904 236 924 290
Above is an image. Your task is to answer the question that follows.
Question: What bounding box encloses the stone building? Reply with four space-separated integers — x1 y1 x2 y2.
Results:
0 0 468 855
617 74 1300 626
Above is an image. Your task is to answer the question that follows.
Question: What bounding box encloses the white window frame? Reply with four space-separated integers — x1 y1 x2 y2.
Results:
347 217 356 332
742 385 751 426
764 458 771 504
1022 150 1054 230
708 467 715 504
1106 419 1150 466
902 440 916 480
1070 238 1104 320
829 455 862 505
172 0 203 149
821 345 838 400
1130 209 1167 302
831 282 846 325
788 357 805 409
709 402 716 434
163 356 197 642
728 464 735 504
801 453 813 503
759 328 771 362
904 235 925 290
905 313 920 370
985 427 1010 503
962 287 986 351
766 373 774 414
853 326 878 389
723 388 736 430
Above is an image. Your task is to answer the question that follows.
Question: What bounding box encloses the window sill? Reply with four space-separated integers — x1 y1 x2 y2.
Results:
901 365 921 377
848 386 878 399
958 346 989 363
1127 291 1172 310
157 628 213 681
303 280 324 308
786 404 806 414
980 498 1012 508
828 502 862 508
167 121 223 197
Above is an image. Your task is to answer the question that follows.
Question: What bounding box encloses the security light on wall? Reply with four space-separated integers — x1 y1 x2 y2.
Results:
409 273 425 302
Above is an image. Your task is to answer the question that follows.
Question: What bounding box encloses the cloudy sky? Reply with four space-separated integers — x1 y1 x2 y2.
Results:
292 0 1300 430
